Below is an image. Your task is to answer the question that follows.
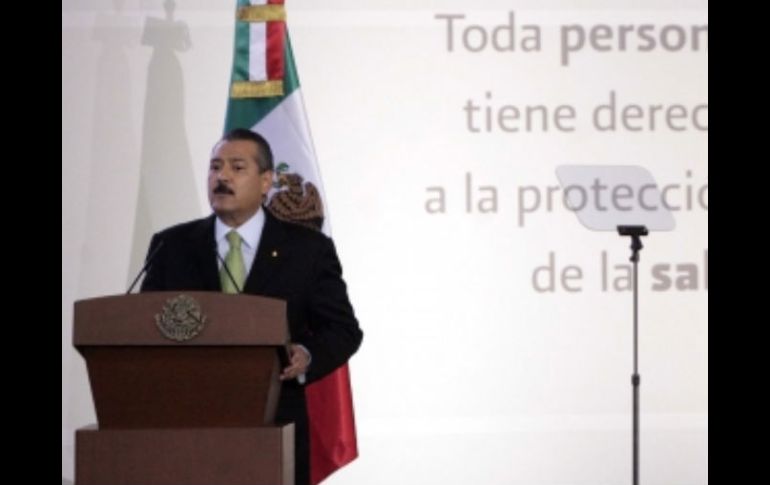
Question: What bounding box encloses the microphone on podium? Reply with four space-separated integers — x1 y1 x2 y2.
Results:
126 239 165 294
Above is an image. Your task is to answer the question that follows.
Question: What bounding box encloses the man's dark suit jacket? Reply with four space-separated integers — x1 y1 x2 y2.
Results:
140 209 363 485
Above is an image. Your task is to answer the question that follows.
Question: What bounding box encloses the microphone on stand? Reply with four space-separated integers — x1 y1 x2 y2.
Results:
126 239 165 294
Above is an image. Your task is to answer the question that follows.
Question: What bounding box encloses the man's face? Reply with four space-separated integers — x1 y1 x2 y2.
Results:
208 139 273 227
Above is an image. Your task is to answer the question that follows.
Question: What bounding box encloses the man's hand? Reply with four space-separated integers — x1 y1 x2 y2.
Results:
280 344 311 381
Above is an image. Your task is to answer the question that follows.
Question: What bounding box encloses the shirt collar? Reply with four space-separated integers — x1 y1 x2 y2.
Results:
214 208 265 251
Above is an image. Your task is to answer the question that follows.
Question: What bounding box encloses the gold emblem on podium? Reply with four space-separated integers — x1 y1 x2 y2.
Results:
155 294 207 342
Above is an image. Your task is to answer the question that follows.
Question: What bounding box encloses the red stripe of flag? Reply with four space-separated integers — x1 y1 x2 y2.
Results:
306 364 359 485
266 0 286 81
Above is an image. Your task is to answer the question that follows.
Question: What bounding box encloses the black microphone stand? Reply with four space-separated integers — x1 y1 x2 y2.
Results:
617 225 648 485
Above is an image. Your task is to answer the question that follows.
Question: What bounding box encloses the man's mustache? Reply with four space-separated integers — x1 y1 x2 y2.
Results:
213 183 234 195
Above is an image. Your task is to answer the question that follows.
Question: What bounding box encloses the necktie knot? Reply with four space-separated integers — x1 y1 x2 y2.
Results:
226 230 242 250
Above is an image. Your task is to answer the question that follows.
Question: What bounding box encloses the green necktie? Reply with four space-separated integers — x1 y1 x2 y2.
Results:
221 230 246 293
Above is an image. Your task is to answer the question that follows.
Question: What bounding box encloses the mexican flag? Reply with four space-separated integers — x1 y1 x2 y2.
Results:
224 1 358 483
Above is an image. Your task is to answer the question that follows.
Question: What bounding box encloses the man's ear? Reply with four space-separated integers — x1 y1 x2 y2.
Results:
260 170 274 192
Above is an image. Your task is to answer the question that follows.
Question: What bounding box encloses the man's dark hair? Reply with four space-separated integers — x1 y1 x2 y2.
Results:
221 128 274 173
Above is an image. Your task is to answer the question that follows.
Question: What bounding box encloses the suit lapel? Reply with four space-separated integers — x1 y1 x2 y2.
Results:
244 209 287 295
191 215 221 291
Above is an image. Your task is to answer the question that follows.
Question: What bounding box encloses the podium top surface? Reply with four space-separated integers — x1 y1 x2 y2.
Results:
74 292 288 346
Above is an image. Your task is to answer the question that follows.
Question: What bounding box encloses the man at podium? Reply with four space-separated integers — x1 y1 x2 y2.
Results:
140 128 363 485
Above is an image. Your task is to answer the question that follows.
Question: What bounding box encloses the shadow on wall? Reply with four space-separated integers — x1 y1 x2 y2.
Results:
65 0 143 443
81 0 141 298
129 0 203 284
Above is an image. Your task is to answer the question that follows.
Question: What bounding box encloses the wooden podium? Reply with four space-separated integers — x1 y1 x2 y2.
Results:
73 292 294 485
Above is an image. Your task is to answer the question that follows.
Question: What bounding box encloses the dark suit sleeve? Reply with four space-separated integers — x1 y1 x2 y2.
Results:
300 237 363 383
139 233 166 292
